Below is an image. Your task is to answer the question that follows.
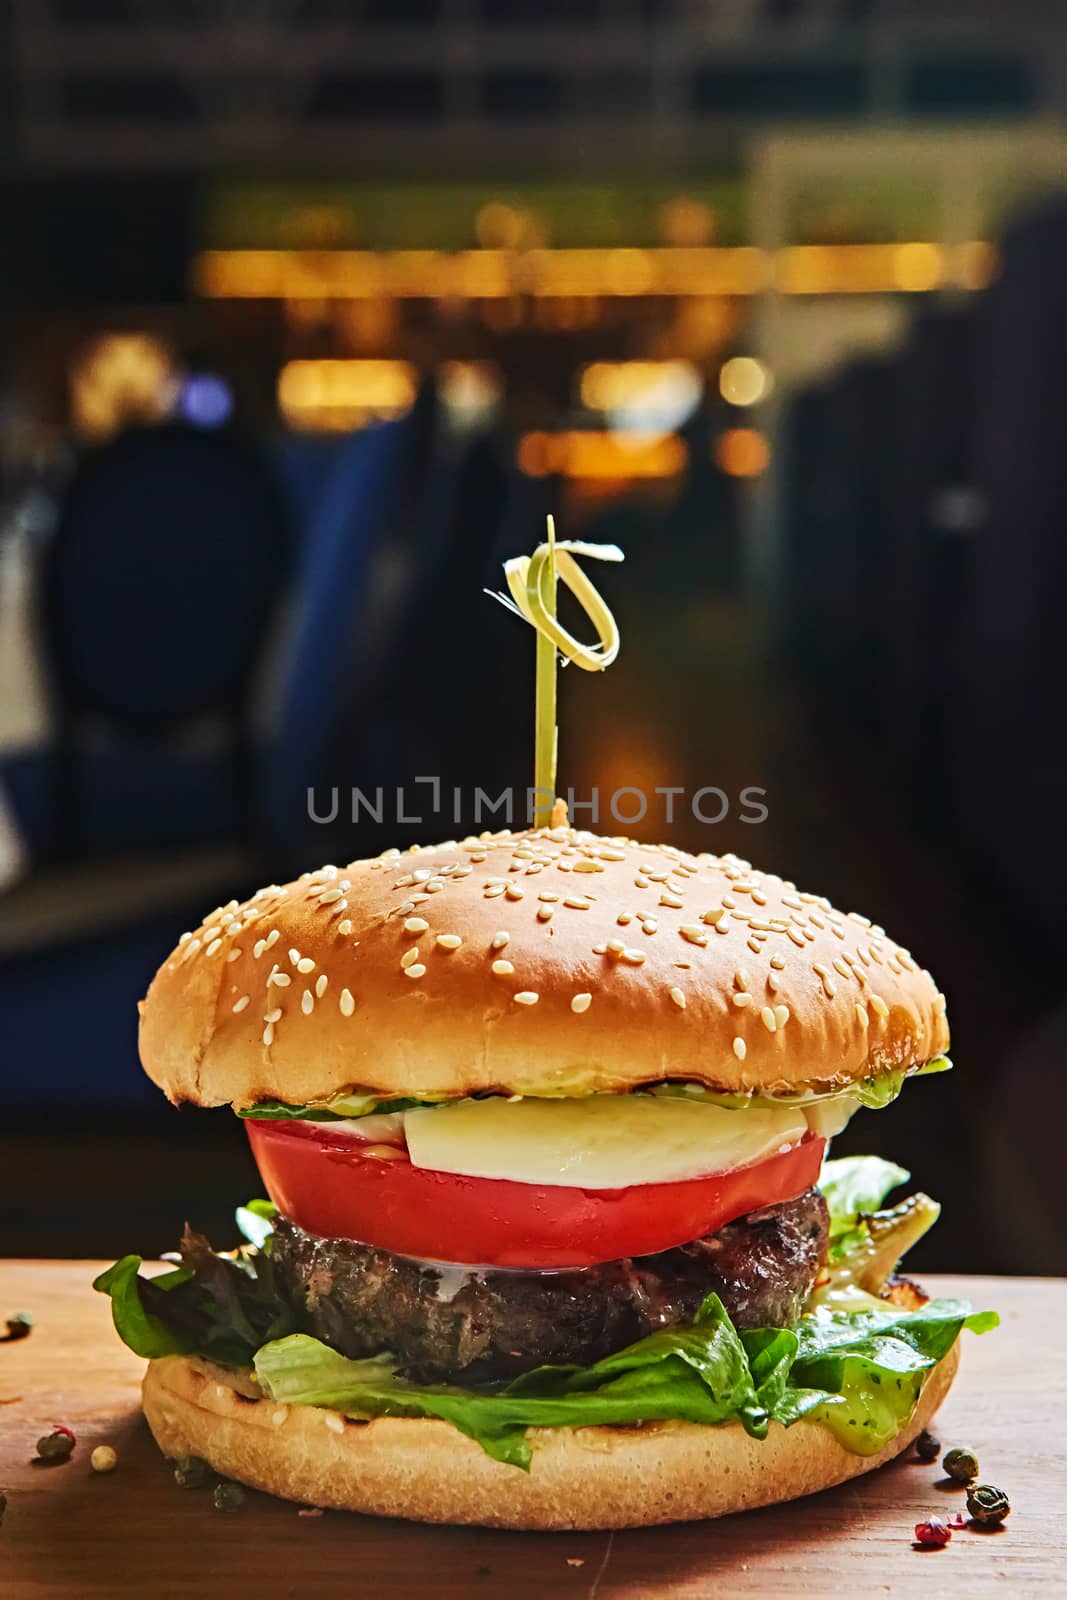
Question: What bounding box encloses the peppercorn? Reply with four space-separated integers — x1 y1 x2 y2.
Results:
943 1445 980 1483
213 1481 246 1513
2 1312 33 1342
90 1445 118 1474
914 1515 952 1548
173 1455 212 1489
966 1483 1011 1527
914 1429 941 1463
35 1428 75 1464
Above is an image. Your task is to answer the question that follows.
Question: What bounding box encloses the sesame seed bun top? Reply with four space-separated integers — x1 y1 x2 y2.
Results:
139 826 949 1110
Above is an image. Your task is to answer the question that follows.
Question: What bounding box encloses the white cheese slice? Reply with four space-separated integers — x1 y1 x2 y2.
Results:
402 1095 811 1189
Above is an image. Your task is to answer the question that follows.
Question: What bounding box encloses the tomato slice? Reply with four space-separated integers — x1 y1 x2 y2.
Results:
245 1118 826 1269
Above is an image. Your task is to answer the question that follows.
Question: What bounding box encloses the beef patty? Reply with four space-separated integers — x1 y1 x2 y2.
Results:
271 1186 829 1384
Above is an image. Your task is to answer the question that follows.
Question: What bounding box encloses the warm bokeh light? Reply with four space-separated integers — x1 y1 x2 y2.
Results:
438 361 503 427
714 427 771 478
893 241 943 293
70 334 175 439
718 356 773 408
580 361 699 413
517 431 687 481
277 359 417 432
195 242 991 306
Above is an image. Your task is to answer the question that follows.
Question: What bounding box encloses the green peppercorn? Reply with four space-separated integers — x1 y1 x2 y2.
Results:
943 1445 980 1483
3 1312 33 1341
966 1483 1011 1527
173 1456 212 1489
35 1430 75 1464
914 1429 941 1463
213 1481 246 1513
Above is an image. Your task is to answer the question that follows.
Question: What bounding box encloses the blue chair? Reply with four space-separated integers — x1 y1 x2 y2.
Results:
41 423 291 858
260 413 426 865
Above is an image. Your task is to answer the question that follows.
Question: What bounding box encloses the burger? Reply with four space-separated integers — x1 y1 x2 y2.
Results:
96 824 995 1528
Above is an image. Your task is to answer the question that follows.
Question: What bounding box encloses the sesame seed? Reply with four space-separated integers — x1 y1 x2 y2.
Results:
832 958 852 979
262 1023 274 1046
787 927 806 948
404 964 426 979
484 885 506 898
760 1006 777 1032
659 891 684 909
747 937 761 953
232 996 250 1014
732 992 752 1008
869 993 889 1018
774 1004 790 1027
733 1037 747 1060
669 987 686 1009
265 1007 282 1024
679 925 708 946
572 859 604 874
253 939 266 959
339 988 355 1016
178 931 192 945
537 892 559 903
537 906 554 921
296 957 315 974
514 991 539 1005
769 954 785 970
227 948 242 963
634 876 649 888
436 934 462 950
324 1413 345 1435
571 993 592 1014
288 948 301 965
621 948 646 965
401 947 421 969
734 968 750 991
565 897 592 911
491 932 510 950
768 973 781 993
606 938 626 955
505 885 524 901
702 908 726 925
492 959 515 977
338 920 352 936
934 992 947 1014
425 879 445 893
320 888 343 905
301 990 313 1015
270 971 291 988
315 974 328 998
855 1003 869 1028
266 929 280 949
642 919 658 935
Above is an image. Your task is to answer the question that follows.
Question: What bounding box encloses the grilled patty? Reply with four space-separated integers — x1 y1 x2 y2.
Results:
271 1186 829 1383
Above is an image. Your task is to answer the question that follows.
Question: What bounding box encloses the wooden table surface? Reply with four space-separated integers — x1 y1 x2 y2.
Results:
1 1264 1064 1599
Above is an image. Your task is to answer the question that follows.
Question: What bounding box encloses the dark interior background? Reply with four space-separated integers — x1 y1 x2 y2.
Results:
1 0 1064 1280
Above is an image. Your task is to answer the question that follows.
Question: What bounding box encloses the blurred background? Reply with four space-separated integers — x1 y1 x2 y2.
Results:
1 0 1063 1278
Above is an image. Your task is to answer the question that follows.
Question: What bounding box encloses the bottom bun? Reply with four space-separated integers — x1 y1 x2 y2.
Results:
142 1342 959 1530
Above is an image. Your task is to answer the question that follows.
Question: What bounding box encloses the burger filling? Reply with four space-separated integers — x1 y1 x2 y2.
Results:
269 1188 830 1384
95 1071 996 1470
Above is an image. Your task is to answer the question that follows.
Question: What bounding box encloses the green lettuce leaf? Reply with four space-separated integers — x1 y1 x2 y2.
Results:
253 1293 996 1469
821 1155 910 1230
93 1224 295 1367
255 1294 767 1469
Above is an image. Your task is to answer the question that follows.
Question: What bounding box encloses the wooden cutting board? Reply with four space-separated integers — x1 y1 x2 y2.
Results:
0 1264 1063 1598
